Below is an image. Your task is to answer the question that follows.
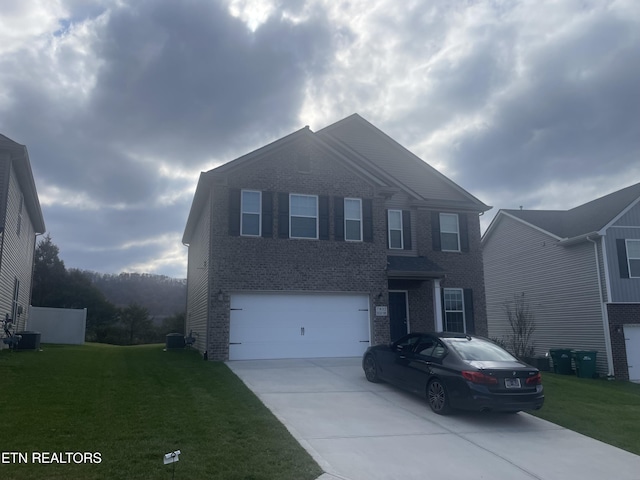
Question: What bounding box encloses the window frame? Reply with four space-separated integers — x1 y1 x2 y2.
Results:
443 288 466 333
627 239 640 278
289 194 319 240
440 213 460 252
388 209 403 249
240 190 262 237
344 198 363 242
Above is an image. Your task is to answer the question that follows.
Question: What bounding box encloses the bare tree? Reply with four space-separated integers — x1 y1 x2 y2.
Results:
503 293 536 359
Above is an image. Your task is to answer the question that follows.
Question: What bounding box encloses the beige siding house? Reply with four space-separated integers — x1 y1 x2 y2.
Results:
0 134 46 345
482 183 640 380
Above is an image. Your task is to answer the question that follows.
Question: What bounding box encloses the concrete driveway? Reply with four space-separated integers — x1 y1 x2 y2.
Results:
227 357 640 480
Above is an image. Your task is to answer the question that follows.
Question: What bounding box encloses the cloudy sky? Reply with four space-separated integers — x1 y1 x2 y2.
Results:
1 0 638 278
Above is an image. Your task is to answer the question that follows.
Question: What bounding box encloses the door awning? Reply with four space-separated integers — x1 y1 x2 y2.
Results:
386 256 445 280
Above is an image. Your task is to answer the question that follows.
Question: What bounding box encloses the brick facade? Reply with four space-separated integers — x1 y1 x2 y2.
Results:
607 303 640 380
184 119 489 361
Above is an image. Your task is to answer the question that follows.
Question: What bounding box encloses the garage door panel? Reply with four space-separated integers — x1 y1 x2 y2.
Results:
624 325 640 382
229 293 370 360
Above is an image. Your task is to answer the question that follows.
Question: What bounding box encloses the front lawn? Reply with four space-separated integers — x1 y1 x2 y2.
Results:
0 344 322 480
532 372 640 455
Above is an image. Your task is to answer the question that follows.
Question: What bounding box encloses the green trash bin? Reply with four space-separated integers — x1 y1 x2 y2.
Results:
573 351 598 378
549 349 573 375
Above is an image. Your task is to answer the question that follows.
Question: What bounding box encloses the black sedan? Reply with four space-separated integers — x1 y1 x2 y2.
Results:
362 332 544 414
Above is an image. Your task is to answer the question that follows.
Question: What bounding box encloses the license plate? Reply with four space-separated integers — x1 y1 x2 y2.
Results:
505 378 521 389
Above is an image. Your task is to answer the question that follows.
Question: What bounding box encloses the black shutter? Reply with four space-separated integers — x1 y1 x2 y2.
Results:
363 199 373 243
334 197 344 241
229 189 240 236
386 210 389 248
402 210 412 250
459 213 469 252
319 196 329 240
261 192 273 238
464 289 475 334
617 239 630 278
278 193 289 238
432 211 441 251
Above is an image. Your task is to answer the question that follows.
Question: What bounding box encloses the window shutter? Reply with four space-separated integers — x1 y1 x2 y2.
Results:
432 211 441 251
319 195 329 240
459 213 469 252
617 239 630 278
402 210 412 250
386 211 390 248
363 199 373 243
229 189 241 236
278 193 289 238
261 192 273 238
334 197 344 241
464 289 475 334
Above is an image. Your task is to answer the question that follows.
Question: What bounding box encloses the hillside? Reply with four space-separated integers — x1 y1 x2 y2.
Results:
83 271 187 324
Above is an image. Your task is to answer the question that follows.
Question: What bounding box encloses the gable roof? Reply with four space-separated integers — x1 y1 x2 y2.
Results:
318 114 491 212
183 114 491 243
0 134 46 234
483 182 640 243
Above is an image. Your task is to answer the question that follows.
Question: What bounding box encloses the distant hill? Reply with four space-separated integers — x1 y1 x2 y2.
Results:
83 272 186 324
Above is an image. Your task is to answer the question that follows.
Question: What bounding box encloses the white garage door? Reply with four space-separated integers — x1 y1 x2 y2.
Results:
229 293 371 360
624 325 640 382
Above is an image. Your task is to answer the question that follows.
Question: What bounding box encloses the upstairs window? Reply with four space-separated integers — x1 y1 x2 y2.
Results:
290 194 318 239
345 198 362 242
241 190 261 236
388 210 403 249
627 240 640 278
440 213 460 251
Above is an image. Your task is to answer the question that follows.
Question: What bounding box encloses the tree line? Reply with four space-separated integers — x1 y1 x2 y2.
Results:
32 235 185 345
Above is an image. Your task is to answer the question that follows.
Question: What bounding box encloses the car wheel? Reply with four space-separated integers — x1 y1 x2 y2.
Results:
363 354 380 383
427 379 451 415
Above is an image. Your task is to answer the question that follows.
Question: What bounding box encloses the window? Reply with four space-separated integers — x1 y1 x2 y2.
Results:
443 288 465 333
388 210 403 249
627 240 640 278
241 190 261 236
344 198 362 241
440 213 460 251
290 194 318 239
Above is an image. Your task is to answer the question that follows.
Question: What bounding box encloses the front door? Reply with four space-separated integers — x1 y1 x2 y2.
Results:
389 291 408 342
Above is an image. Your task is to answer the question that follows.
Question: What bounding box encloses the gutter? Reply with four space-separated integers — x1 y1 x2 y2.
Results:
586 235 614 377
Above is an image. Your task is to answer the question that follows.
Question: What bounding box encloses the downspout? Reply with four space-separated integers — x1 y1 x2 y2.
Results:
587 236 614 377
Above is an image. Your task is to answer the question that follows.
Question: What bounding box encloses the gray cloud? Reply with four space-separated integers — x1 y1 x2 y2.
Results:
1 0 638 277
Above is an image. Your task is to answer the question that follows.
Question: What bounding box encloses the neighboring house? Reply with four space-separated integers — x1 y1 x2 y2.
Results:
183 114 491 361
482 183 640 380
0 134 46 346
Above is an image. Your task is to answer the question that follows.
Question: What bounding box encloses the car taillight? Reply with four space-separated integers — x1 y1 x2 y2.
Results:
462 371 498 385
526 373 542 385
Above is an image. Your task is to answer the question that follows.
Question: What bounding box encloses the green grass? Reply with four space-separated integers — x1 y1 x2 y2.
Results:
0 344 322 480
532 372 640 455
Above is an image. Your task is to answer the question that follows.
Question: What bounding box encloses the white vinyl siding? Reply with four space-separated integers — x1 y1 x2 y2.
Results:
290 194 318 239
440 213 460 251
241 190 261 236
344 198 362 242
185 191 211 352
388 209 403 249
0 166 37 332
443 288 465 333
626 239 640 278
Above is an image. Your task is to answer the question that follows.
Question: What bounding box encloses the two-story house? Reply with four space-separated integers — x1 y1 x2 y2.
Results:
0 134 46 345
183 114 491 361
482 183 640 380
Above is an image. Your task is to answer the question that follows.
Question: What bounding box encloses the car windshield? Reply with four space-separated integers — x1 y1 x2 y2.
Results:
444 338 517 362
